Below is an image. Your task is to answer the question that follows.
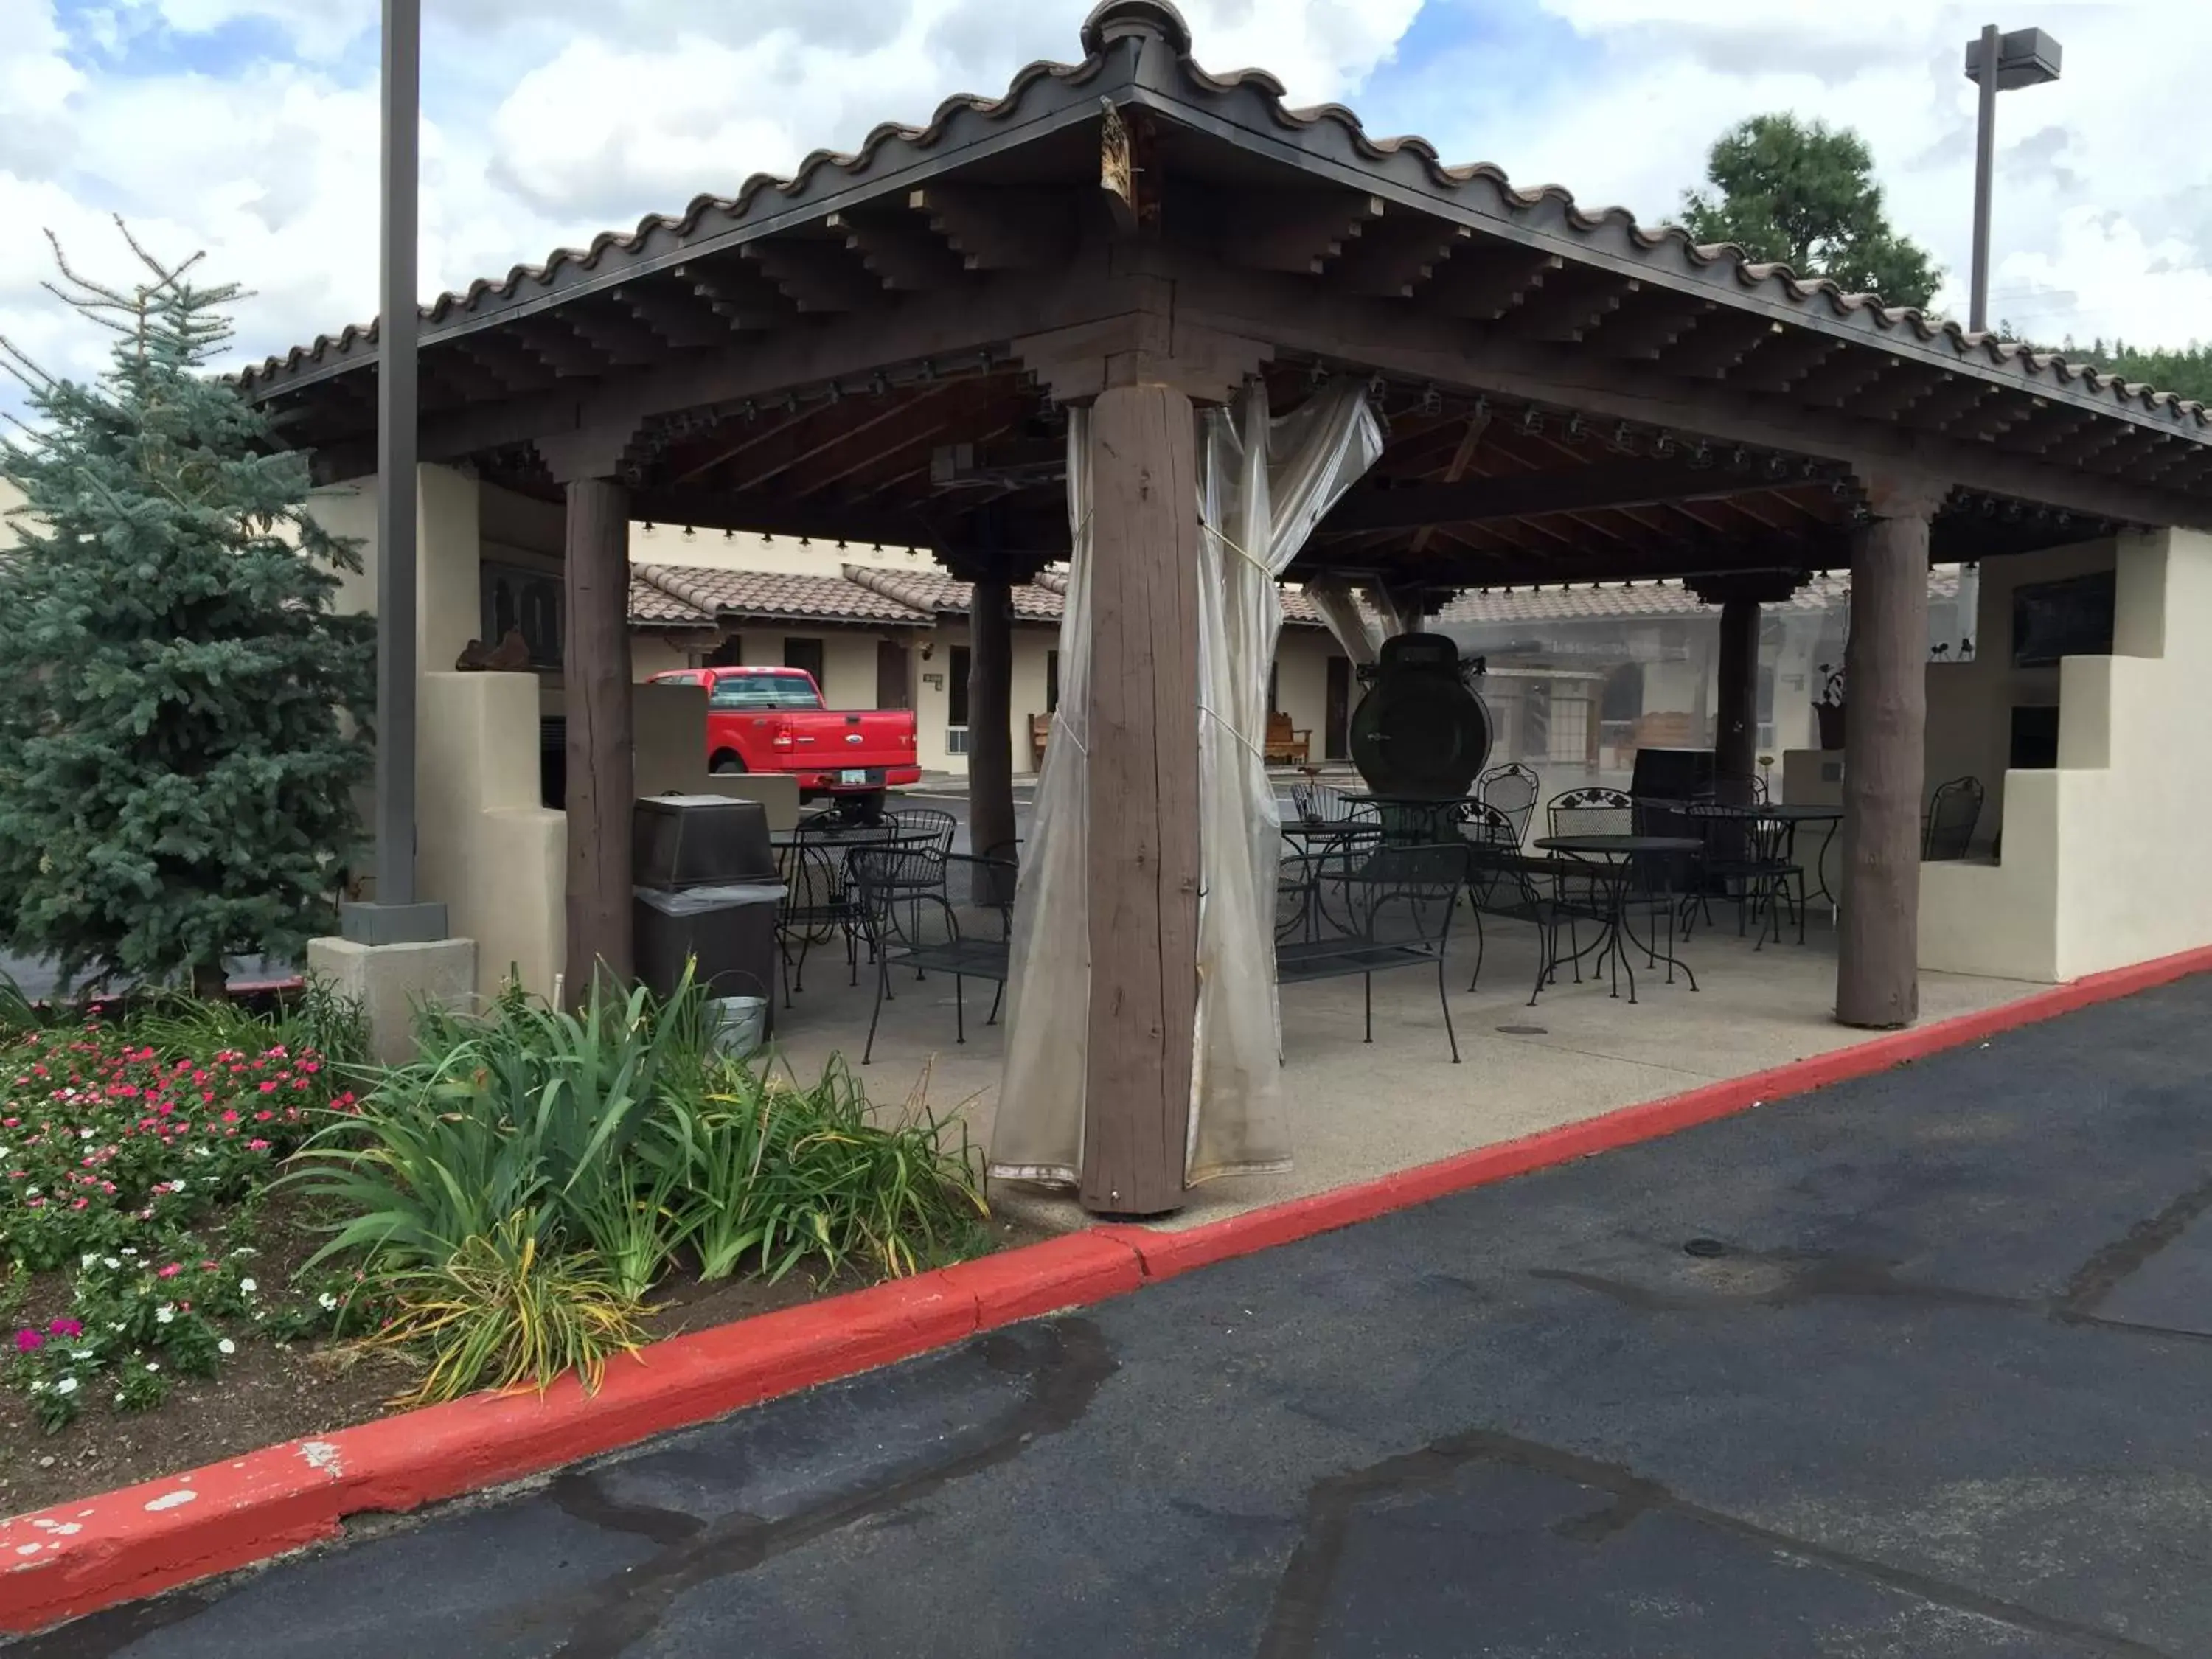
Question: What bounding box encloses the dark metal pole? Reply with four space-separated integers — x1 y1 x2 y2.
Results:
375 0 420 909
343 0 442 943
1969 21 1999 333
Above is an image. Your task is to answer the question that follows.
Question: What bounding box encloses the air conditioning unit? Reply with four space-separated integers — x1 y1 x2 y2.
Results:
945 726 971 756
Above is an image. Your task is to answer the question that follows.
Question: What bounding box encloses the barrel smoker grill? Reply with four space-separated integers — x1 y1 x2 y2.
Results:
1347 633 1495 841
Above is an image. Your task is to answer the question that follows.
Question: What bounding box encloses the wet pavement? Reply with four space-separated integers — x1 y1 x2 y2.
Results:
31 975 2212 1657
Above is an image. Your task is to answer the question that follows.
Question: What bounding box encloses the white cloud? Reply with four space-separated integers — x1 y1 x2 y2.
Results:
1409 0 2212 347
0 0 1418 409
4 0 2204 427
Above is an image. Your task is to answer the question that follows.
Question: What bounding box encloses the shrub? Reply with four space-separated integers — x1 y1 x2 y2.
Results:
361 1213 650 1407
293 975 993 1397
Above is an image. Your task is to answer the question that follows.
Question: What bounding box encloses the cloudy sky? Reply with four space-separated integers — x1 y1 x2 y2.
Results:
3 0 2206 408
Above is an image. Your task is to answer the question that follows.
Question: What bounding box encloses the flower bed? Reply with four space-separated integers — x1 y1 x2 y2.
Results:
0 980 1022 1520
0 1023 362 1431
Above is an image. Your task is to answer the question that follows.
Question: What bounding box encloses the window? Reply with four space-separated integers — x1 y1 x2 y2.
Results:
707 674 823 711
948 646 972 728
707 635 744 667
783 636 826 685
479 563 562 668
1046 650 1060 714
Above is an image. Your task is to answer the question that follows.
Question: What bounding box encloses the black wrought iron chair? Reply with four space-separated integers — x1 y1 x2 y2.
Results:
1547 785 1635 839
1289 780 1379 829
1276 843 1465 1062
847 847 1010 1064
887 807 958 858
1476 762 1540 847
1685 803 1806 947
773 818 896 1003
1922 777 1984 860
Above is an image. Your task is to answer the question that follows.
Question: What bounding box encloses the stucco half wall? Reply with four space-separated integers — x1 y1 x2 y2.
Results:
1920 526 2212 983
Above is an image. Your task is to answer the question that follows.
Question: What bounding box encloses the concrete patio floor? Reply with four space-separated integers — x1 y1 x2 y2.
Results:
762 901 2040 1233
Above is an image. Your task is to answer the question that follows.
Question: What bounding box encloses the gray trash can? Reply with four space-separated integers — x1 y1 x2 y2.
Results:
631 796 785 1029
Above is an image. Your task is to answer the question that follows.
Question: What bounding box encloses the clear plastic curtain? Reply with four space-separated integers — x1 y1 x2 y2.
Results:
1188 379 1383 1180
989 408 1093 1184
988 384 1381 1188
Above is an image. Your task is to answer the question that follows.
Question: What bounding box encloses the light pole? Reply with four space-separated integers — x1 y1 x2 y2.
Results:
341 0 447 945
1964 24 2062 335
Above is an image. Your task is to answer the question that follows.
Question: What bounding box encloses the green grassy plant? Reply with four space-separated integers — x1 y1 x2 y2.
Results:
361 1212 650 1406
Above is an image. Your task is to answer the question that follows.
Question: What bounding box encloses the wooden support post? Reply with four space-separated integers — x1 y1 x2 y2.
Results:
1837 473 1944 1029
1081 383 1202 1216
1691 571 1802 809
1714 597 1759 806
561 475 635 1001
967 568 1017 910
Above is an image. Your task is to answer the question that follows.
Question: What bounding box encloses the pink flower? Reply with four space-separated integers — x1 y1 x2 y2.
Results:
48 1318 80 1338
157 1262 183 1279
14 1329 40 1352
257 1082 276 1095
247 1138 271 1151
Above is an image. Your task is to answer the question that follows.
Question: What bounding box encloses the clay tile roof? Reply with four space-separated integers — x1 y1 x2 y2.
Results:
232 0 2212 438
627 575 714 627
633 564 930 625
841 564 1066 620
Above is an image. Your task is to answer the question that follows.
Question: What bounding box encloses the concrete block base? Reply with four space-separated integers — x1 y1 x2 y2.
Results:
306 935 478 1066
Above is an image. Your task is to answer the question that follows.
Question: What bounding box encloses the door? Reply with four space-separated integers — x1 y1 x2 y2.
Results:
876 639 911 709
784 636 826 689
1324 655 1352 762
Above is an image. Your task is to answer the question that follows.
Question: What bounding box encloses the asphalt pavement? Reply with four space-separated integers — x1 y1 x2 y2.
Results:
32 975 2212 1658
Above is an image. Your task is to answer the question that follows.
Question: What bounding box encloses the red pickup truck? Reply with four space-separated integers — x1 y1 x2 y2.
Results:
650 666 921 804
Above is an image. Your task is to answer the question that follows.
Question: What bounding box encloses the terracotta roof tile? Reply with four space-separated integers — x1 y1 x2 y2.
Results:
841 564 1065 620
232 1 2212 436
633 564 928 625
627 575 714 627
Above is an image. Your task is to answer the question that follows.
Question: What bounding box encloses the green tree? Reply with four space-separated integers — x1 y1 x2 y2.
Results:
0 224 374 995
1680 114 1941 310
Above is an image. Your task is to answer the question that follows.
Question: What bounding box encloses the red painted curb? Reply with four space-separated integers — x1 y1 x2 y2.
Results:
4 939 2208 1634
1096 942 2212 1281
0 1234 1144 1632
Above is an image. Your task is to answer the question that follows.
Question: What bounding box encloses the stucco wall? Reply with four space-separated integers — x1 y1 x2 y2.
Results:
1921 536 2115 831
313 466 485 678
414 671 564 1001
1920 526 2211 984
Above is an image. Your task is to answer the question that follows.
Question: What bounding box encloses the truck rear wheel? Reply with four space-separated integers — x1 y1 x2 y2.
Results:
710 751 747 775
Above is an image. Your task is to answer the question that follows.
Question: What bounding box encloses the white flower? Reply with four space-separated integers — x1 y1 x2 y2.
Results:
216 1338 234 1356
53 1377 76 1396
316 1292 338 1311
79 1253 96 1270
24 1187 38 1197
231 1246 256 1257
102 1257 119 1270
119 1247 136 1257
144 1361 159 1372
77 1127 93 1139
28 1381 44 1393
69 1350 90 1361
163 1180 185 1193
154 1305 174 1324
238 1278 257 1294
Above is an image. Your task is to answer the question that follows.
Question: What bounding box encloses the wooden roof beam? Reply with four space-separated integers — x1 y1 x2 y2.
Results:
672 260 788 330
1725 331 1847 395
1319 457 1778 535
1329 217 1472 299
1655 312 1781 380
1214 188 1385 275
1584 295 1714 362
828 209 968 292
1508 272 1640 344
741 237 884 313
612 280 740 352
1427 243 1562 321
907 186 1076 271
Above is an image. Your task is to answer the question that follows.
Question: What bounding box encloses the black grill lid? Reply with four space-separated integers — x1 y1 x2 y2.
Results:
1349 633 1494 801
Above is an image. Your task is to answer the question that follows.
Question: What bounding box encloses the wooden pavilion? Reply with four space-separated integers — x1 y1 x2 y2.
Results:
244 0 2212 1214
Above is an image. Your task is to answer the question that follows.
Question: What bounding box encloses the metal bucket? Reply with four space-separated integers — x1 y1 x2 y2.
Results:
706 995 768 1061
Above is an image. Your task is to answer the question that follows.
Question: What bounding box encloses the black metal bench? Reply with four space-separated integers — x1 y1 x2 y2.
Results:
1273 843 1464 1062
847 849 1013 1063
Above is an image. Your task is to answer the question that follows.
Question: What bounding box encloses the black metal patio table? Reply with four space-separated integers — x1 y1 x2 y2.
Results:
1681 801 1845 934
1532 833 1703 1004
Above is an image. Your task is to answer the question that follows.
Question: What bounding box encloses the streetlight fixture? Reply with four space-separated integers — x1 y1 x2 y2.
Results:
1964 23 2062 334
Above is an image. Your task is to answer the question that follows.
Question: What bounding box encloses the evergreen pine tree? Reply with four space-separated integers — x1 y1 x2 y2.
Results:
0 223 374 995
